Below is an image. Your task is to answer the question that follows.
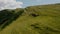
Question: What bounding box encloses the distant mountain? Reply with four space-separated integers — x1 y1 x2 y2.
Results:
0 3 60 34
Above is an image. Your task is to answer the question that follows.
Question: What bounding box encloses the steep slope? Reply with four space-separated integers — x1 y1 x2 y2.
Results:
0 4 60 34
0 9 24 30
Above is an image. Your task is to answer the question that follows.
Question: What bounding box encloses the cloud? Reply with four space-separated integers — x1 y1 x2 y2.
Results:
0 0 23 10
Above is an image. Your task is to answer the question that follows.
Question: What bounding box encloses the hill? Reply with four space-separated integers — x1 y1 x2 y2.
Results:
0 3 60 34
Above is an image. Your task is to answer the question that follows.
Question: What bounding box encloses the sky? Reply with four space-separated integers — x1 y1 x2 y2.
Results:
0 0 23 10
0 0 60 10
17 0 60 7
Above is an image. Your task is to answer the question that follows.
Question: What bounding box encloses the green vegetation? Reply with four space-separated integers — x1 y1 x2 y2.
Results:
0 3 60 34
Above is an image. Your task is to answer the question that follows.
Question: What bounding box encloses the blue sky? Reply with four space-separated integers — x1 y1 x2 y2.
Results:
0 0 60 10
17 0 60 8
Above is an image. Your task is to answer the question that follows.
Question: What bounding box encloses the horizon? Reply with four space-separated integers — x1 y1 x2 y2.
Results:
17 0 60 8
0 0 60 10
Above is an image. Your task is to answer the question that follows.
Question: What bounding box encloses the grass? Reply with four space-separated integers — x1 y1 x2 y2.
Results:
0 3 60 34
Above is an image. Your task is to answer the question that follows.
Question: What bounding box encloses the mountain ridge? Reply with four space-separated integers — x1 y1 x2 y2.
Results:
0 3 60 34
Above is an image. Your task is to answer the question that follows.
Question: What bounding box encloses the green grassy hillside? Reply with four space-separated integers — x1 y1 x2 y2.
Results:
0 4 60 34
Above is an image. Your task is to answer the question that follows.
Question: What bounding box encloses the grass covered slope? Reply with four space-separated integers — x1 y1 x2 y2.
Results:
0 4 60 34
